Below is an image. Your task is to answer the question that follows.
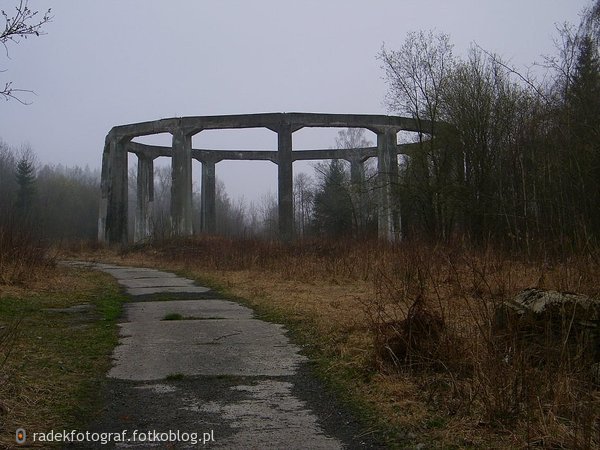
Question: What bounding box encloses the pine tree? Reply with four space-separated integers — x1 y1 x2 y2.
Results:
565 33 600 235
14 156 36 212
568 36 600 128
312 160 353 236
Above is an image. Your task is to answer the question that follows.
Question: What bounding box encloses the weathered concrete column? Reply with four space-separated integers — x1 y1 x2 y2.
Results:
134 155 154 242
376 129 401 241
277 124 294 242
350 158 364 185
103 137 129 245
201 159 217 234
98 142 111 243
349 156 366 235
170 128 193 236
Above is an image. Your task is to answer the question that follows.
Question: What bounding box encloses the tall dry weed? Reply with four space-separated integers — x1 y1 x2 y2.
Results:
0 215 54 285
366 243 600 448
127 236 599 447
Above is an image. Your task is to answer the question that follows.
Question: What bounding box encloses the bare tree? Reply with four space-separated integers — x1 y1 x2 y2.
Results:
378 31 456 239
334 128 371 150
378 31 454 127
152 166 172 238
214 179 250 237
257 192 278 238
334 128 373 235
293 173 314 237
1 0 52 103
442 46 531 243
582 0 600 46
542 23 584 101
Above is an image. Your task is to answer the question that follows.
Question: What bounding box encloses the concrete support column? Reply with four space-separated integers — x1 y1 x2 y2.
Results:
201 159 217 234
104 138 129 245
350 158 364 185
277 124 294 242
349 156 366 235
98 143 111 243
134 155 154 242
170 128 193 236
377 129 401 241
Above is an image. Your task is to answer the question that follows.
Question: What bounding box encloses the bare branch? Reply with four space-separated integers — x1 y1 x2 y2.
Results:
1 81 34 104
1 1 52 46
1 1 52 104
472 42 550 104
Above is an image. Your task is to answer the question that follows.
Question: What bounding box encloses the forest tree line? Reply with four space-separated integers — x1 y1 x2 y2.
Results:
375 3 600 250
1 2 598 250
208 2 600 250
0 141 99 240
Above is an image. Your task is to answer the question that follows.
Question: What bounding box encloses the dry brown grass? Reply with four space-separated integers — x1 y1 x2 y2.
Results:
76 236 600 449
0 218 55 286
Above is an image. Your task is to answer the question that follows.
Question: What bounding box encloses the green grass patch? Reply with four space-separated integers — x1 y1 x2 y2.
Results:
165 373 185 381
0 267 127 448
163 312 184 320
162 313 212 321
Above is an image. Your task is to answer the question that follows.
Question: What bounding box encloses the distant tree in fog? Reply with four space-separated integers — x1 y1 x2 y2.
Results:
0 140 100 239
294 173 314 237
312 159 353 236
14 148 36 213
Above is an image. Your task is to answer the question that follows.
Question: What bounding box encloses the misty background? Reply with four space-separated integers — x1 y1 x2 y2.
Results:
0 1 589 204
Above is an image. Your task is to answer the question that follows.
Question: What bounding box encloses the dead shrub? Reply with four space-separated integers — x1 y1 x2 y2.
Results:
0 215 54 285
361 242 600 447
108 236 599 447
374 298 445 369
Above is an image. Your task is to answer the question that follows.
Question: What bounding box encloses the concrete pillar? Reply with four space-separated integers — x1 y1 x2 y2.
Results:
201 159 217 234
377 129 401 241
104 138 129 245
350 158 364 185
349 156 366 234
98 143 110 243
134 155 154 242
277 124 294 242
170 128 193 236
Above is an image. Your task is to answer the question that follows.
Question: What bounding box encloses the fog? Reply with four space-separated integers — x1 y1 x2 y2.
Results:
0 0 589 202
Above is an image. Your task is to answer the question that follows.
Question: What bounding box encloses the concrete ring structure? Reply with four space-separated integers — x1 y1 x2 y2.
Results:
98 112 436 245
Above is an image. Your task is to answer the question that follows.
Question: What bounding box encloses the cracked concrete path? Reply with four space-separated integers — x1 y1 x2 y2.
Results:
64 262 382 449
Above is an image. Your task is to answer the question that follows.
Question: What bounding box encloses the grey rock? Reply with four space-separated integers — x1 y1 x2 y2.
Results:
494 288 600 364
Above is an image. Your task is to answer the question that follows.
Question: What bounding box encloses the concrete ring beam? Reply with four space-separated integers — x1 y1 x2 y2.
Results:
98 112 437 246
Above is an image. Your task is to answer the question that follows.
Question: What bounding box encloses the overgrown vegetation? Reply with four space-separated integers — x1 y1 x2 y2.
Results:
1 1 598 448
117 1 600 246
0 216 54 285
0 267 125 449
376 6 600 249
0 135 122 444
105 236 599 448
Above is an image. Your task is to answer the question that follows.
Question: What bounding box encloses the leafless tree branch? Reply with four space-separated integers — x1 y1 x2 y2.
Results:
472 42 550 104
1 1 52 103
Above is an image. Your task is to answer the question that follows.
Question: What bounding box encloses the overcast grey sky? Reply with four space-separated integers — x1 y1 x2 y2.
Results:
0 0 590 204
